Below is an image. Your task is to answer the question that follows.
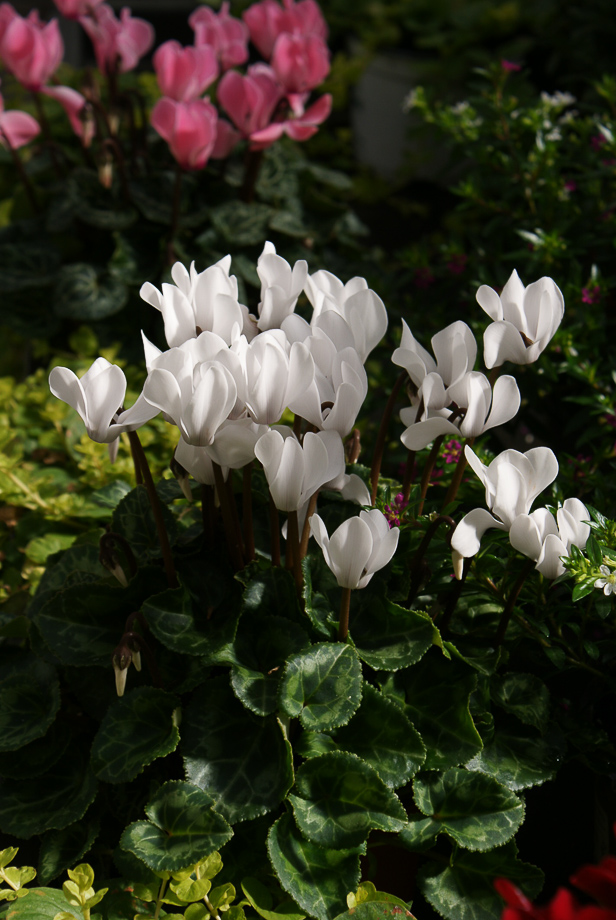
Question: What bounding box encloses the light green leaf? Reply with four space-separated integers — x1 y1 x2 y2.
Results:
417 842 543 920
90 687 181 784
2 888 84 920
240 878 305 920
267 814 364 920
333 902 415 920
290 752 407 849
278 644 362 732
120 781 232 872
182 678 294 823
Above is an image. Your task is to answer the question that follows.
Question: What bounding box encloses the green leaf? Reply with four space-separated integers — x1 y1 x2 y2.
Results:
91 482 132 510
0 242 60 292
25 534 77 565
28 545 107 619
333 684 425 789
304 165 353 191
585 534 603 566
129 174 174 224
111 486 177 560
210 201 273 247
0 666 60 752
289 752 407 849
240 878 305 920
278 644 362 732
392 651 483 770
35 567 167 667
267 814 364 920
408 768 524 851
182 678 294 823
240 564 304 624
231 615 311 716
3 888 84 920
465 728 566 791
120 781 232 872
417 842 543 920
490 673 550 731
351 597 437 672
53 265 128 320
90 687 180 783
268 211 309 238
334 903 415 920
143 584 241 665
67 169 137 230
0 722 71 780
37 813 100 885
0 744 97 838
572 582 595 602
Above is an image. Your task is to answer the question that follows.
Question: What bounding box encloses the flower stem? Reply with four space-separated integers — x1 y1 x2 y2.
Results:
442 437 473 509
167 163 183 266
496 558 535 646
201 484 215 550
401 449 416 502
153 878 167 920
243 463 255 562
269 495 281 566
299 490 320 559
439 555 472 635
338 587 352 642
213 463 244 571
0 131 40 213
241 149 263 203
128 431 177 588
417 435 445 516
370 370 407 505
287 510 303 593
408 515 455 602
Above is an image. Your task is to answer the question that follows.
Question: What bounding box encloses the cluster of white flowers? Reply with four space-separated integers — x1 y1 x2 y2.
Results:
395 268 589 580
49 242 398 591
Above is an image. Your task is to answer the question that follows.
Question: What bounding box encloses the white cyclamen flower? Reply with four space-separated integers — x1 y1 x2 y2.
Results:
255 427 345 512
477 269 564 368
400 371 520 450
256 241 308 332
509 498 590 579
140 256 249 348
49 358 158 461
451 445 559 560
310 509 399 590
594 565 616 596
304 270 388 362
392 319 477 391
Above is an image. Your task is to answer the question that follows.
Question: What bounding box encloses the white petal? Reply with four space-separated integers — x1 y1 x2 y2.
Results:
328 516 373 589
450 508 508 557
401 417 460 451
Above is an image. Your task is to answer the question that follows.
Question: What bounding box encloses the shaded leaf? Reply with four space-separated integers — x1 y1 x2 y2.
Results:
0 656 60 752
465 728 566 791
490 673 550 731
53 264 128 320
351 597 437 672
267 814 364 920
111 486 177 560
37 812 100 885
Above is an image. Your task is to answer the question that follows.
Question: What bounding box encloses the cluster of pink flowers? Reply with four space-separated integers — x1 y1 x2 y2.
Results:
582 284 602 304
383 492 408 528
0 0 331 172
150 0 332 171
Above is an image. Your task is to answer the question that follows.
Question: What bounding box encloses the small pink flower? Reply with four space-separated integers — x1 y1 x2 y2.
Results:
442 439 462 464
150 96 218 171
80 5 154 76
243 0 327 61
217 64 283 139
582 284 601 304
564 179 577 192
270 32 329 95
189 1 248 72
249 92 331 149
446 252 467 275
604 413 616 429
501 59 521 72
591 133 607 151
53 0 104 19
153 40 218 102
0 91 40 149
0 9 63 90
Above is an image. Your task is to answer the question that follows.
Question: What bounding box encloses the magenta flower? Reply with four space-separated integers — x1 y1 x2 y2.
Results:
80 5 154 76
501 59 521 72
217 64 283 140
250 93 332 149
150 97 218 171
189 2 248 72
270 32 329 95
153 40 218 102
581 284 601 304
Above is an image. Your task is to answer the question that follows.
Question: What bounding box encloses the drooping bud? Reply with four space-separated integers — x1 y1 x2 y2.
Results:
112 646 132 697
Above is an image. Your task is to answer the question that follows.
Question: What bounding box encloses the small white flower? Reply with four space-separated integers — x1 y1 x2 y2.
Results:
594 565 616 596
310 509 399 590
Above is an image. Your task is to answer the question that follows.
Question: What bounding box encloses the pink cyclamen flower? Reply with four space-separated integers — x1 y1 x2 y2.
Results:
189 2 248 72
53 0 104 19
243 0 328 61
80 5 154 76
151 97 218 171
249 92 331 149
153 40 218 102
217 64 282 139
501 59 521 72
0 9 63 90
270 32 329 95
582 284 601 304
0 92 39 149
